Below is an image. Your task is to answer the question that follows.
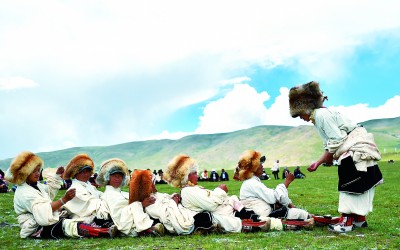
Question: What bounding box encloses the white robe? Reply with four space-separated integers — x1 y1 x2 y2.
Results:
13 172 79 238
145 192 195 235
181 185 242 233
240 176 309 220
101 186 153 236
63 179 109 223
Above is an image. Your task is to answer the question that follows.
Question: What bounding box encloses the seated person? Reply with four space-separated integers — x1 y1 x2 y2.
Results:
220 169 229 181
210 169 219 182
259 170 270 180
294 166 306 179
282 167 290 179
96 158 164 237
200 169 209 181
155 169 167 184
63 153 117 237
236 150 315 230
0 174 8 193
3 151 88 239
164 154 270 233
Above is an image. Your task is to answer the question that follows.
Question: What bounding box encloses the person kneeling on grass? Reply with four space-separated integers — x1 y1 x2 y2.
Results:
163 154 270 233
96 159 165 237
5 151 89 239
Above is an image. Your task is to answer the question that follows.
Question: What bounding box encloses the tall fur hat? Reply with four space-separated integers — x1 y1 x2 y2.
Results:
129 169 153 204
289 81 327 118
4 151 43 185
163 154 198 188
63 153 94 180
236 150 264 181
96 158 130 187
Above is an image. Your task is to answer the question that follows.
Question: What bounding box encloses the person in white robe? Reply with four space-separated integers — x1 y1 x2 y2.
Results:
5 151 81 239
289 81 383 233
96 158 164 237
163 154 270 233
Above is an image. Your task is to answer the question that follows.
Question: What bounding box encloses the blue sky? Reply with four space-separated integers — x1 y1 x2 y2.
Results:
1 1 399 160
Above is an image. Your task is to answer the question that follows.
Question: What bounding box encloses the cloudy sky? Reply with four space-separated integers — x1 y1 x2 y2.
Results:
1 1 400 160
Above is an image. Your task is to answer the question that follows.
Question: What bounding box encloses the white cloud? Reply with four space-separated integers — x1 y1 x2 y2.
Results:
0 77 38 90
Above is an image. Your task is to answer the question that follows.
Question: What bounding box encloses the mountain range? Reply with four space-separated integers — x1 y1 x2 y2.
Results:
1 117 399 172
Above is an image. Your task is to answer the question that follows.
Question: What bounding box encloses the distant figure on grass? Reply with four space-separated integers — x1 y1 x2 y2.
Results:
200 169 209 181
220 169 229 181
282 167 290 179
4 151 87 239
294 166 306 179
210 169 219 182
0 173 9 193
271 160 280 179
97 158 164 237
289 81 383 233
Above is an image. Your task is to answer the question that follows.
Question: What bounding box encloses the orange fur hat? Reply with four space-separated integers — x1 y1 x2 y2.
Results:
4 151 43 185
289 81 327 118
163 154 198 188
63 153 94 180
96 158 130 187
129 169 153 204
236 150 264 181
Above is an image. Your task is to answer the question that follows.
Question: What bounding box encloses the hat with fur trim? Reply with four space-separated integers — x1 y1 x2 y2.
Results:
129 169 153 204
289 81 327 118
96 158 130 187
163 154 198 188
236 150 264 181
64 153 94 180
5 151 43 185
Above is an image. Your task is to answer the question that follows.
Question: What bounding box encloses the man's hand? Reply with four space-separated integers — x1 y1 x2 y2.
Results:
141 196 156 208
307 162 320 172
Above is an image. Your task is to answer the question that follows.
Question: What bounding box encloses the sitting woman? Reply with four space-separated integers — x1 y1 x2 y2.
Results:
96 158 164 237
235 150 315 230
4 151 82 239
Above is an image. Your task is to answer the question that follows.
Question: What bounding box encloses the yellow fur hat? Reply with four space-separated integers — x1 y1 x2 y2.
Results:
236 150 264 181
96 158 130 187
4 151 43 185
129 169 153 204
163 154 198 188
289 81 327 118
63 153 94 180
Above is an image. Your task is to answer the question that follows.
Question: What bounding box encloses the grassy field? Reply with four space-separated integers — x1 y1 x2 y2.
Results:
0 162 399 249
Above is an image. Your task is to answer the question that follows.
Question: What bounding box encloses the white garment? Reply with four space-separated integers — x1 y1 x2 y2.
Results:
181 185 242 233
145 192 195 235
271 162 280 172
338 188 375 216
63 179 109 223
101 185 153 236
13 172 79 238
240 176 308 220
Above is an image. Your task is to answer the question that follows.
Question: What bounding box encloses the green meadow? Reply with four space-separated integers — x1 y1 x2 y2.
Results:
0 162 399 249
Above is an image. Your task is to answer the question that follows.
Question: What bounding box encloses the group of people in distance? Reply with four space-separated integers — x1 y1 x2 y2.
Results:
3 81 383 239
199 169 229 182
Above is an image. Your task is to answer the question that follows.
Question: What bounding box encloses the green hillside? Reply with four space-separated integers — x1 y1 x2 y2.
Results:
1 117 399 172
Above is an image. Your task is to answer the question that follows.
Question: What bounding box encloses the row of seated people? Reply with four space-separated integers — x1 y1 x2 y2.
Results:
4 151 338 239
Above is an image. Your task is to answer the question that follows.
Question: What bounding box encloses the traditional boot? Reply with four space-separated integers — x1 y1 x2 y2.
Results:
139 223 165 237
353 214 368 228
282 218 314 230
311 215 340 226
241 219 270 233
328 214 354 233
77 223 118 238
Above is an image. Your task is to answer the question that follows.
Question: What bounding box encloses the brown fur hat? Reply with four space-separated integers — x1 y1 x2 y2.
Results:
289 81 327 118
163 154 198 188
129 169 153 204
96 158 130 187
236 150 263 181
4 151 43 185
63 153 94 180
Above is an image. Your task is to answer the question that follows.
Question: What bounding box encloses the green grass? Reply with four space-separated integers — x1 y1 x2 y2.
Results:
1 162 399 249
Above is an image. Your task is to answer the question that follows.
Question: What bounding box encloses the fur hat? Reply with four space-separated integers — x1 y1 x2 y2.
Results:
63 153 94 180
236 150 264 181
5 151 43 185
289 81 327 118
163 154 198 188
129 169 153 204
96 158 130 187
